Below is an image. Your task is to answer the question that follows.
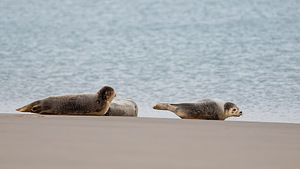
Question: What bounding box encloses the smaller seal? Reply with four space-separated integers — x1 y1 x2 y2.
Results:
104 98 138 117
153 98 242 120
16 86 116 116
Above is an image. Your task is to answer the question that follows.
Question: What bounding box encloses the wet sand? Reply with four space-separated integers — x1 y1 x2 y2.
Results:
0 113 300 169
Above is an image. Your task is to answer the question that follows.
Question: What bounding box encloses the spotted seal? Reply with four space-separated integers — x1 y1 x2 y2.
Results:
153 98 242 120
104 98 138 117
16 86 116 116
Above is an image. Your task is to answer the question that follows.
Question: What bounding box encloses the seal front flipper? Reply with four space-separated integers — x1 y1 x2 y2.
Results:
16 100 41 113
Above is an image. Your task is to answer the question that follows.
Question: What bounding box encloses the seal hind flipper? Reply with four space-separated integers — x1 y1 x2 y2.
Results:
16 100 41 112
153 103 189 118
153 103 177 112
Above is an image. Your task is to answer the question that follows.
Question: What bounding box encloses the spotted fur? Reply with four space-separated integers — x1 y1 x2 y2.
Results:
16 86 115 116
153 98 242 120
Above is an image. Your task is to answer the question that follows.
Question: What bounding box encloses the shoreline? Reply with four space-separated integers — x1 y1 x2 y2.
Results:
1 113 300 169
1 112 300 124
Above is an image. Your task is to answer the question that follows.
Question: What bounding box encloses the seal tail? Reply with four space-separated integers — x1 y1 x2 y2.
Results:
16 100 40 112
153 103 177 112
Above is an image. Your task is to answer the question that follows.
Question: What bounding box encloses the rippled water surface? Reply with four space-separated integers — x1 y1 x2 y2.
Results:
1 0 299 123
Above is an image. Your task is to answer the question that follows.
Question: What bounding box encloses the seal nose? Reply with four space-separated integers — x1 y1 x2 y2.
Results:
240 111 243 115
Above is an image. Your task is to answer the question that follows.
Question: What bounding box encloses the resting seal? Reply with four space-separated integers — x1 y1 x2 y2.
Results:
153 98 242 120
16 86 116 116
104 98 138 117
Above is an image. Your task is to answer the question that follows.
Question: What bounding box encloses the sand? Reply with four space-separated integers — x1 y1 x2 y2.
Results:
0 113 300 169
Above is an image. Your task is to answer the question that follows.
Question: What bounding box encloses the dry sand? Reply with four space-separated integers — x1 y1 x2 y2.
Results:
0 113 300 169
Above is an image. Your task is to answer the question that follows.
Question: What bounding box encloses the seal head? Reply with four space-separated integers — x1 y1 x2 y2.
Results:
224 102 243 117
97 86 116 103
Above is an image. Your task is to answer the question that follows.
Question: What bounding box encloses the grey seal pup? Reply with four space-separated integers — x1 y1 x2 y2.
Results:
153 98 242 120
104 98 138 117
16 86 116 116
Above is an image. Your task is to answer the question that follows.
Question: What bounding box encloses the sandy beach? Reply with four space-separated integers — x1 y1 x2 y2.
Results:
0 113 299 169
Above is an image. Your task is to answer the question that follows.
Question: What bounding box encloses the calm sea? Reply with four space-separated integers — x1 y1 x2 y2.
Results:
0 0 299 123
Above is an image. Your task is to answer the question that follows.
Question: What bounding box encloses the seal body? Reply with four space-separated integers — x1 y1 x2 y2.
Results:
16 86 116 116
153 98 242 120
105 98 138 117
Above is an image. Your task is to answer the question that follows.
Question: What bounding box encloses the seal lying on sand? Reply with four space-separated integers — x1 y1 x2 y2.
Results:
153 98 242 120
16 86 116 116
105 98 138 117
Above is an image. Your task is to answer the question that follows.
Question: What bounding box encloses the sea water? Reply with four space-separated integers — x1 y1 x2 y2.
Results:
0 0 299 123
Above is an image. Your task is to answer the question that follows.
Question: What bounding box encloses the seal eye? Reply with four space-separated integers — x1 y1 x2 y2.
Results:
232 108 237 112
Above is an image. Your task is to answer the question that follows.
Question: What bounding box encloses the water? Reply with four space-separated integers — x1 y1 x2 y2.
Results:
0 0 299 123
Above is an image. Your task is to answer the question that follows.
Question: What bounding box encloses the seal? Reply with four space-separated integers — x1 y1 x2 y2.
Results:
104 98 138 117
153 98 242 120
16 86 116 116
